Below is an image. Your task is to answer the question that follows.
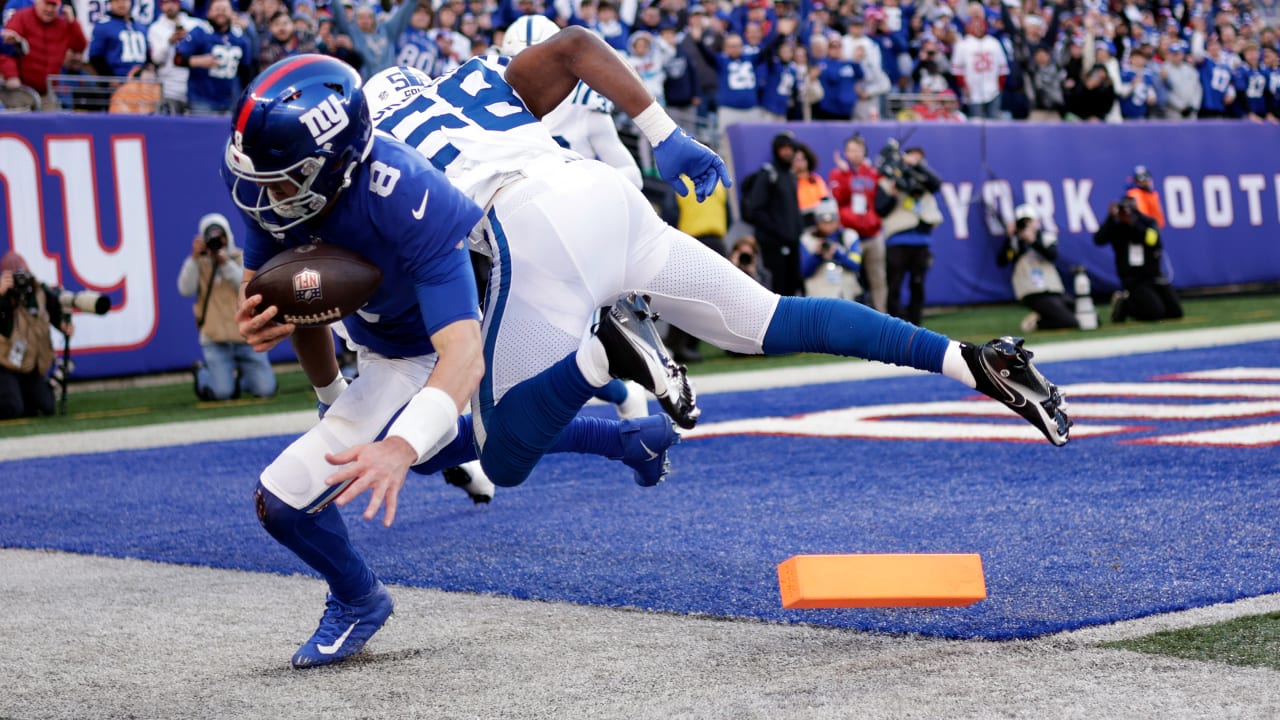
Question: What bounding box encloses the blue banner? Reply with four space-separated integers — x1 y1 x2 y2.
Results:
0 113 293 379
728 120 1280 306
2 114 1278 378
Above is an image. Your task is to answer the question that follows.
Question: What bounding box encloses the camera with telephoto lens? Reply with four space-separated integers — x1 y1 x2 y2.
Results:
875 139 929 196
6 268 110 314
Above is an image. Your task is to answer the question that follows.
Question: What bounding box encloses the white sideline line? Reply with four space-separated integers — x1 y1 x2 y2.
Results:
1060 591 1280 644
4 322 1280 463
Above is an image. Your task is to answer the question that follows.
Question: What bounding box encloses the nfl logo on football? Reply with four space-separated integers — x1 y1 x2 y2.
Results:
293 268 322 303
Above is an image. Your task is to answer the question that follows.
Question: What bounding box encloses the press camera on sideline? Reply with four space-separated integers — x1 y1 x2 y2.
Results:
9 269 111 315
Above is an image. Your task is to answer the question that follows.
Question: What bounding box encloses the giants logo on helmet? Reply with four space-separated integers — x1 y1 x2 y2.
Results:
299 95 349 146
293 268 322 303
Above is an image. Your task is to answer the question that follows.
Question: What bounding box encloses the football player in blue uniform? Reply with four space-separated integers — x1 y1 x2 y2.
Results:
227 55 694 668
363 26 1070 467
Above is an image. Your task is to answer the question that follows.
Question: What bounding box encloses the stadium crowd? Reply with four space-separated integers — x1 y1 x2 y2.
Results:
1 0 1278 122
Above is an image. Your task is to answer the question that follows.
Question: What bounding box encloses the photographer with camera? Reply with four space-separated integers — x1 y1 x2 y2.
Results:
1093 196 1182 323
177 214 277 401
799 199 862 301
873 141 943 326
728 235 773 291
0 251 74 419
999 204 1080 333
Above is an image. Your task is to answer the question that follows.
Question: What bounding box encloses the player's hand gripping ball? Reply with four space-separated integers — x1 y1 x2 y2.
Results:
245 244 382 326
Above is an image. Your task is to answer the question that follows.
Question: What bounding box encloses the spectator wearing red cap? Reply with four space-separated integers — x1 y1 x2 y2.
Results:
0 0 87 109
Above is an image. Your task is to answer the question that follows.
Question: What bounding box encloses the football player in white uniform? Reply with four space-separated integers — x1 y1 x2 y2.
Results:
359 27 1070 524
499 14 642 189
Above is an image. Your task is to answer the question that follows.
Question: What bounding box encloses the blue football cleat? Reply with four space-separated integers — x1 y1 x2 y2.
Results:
291 581 394 669
618 414 682 487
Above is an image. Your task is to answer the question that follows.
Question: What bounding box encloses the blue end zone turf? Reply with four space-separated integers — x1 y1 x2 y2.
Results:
3 340 1279 640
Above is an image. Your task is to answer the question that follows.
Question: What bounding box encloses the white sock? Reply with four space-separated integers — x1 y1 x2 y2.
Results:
576 335 613 388
941 341 977 389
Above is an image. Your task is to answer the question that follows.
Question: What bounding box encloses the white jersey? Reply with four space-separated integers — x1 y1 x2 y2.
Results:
539 80 642 189
950 35 1010 104
365 57 578 211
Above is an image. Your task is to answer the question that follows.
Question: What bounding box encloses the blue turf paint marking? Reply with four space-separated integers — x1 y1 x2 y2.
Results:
3 340 1279 640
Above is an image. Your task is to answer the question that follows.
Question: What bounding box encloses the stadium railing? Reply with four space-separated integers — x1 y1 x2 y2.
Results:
47 74 162 114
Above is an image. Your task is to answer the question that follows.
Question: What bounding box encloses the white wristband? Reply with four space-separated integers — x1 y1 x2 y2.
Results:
314 374 348 406
633 102 678 145
386 386 459 465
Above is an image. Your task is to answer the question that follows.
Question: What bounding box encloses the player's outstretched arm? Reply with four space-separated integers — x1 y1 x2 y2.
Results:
323 318 484 527
507 26 730 201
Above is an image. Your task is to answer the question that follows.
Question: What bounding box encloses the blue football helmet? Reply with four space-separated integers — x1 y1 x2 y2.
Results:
225 55 373 232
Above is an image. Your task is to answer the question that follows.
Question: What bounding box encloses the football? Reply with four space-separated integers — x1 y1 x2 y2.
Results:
245 244 382 327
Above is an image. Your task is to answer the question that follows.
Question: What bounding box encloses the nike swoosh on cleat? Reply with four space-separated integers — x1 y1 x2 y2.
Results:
637 439 659 461
316 622 358 655
981 355 1024 407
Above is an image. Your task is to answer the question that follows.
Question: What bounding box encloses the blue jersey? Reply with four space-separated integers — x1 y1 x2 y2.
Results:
1199 56 1234 112
1232 63 1269 116
175 23 251 109
395 28 444 78
234 136 484 358
1118 66 1158 118
88 14 148 76
758 60 796 116
1267 67 1280 116
2 0 32 24
816 57 863 118
715 55 763 109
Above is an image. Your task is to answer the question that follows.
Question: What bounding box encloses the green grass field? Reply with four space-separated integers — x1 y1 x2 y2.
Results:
4 291 1275 439
5 292 1280 673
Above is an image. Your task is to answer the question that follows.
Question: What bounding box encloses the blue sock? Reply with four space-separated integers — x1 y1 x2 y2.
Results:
550 415 625 459
254 483 375 602
479 353 598 487
593 378 629 405
762 296 949 373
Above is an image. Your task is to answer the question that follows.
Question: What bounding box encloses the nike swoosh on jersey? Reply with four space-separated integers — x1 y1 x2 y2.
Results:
638 440 659 461
316 622 358 655
411 189 430 220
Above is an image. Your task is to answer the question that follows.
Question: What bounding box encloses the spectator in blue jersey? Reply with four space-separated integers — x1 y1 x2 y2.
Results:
1196 35 1237 118
257 9 317 68
813 31 862 120
588 0 628 52
88 0 148 80
688 18 778 220
1232 41 1268 120
393 1 441 76
173 0 253 114
1117 48 1158 119
328 0 416 79
1264 46 1280 122
758 38 797 122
